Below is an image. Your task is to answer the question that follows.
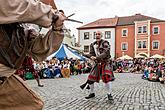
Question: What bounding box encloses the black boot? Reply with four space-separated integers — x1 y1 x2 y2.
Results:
80 83 87 90
107 94 113 101
160 81 164 84
38 84 44 87
85 93 95 99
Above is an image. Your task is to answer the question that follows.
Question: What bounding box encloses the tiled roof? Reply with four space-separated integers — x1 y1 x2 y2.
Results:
77 14 165 29
77 17 118 29
117 13 165 26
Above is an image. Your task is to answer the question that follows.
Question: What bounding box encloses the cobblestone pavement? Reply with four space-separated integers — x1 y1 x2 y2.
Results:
27 73 165 110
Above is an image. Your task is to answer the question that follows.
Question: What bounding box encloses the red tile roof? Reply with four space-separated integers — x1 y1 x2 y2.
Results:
117 13 165 26
77 14 165 29
77 17 118 29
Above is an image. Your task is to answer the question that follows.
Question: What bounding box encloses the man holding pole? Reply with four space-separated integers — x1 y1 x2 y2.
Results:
80 31 115 102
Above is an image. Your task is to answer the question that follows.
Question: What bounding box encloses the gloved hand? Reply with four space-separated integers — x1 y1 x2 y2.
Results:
52 10 67 31
91 56 96 60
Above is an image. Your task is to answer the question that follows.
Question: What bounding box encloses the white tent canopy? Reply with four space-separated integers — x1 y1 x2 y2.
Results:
150 54 165 59
117 55 133 60
135 54 146 58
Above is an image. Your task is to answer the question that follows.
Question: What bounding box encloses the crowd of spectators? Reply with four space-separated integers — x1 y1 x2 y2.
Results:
113 58 165 83
33 57 92 79
17 56 165 85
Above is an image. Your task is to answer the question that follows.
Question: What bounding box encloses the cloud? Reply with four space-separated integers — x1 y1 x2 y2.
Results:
56 0 165 40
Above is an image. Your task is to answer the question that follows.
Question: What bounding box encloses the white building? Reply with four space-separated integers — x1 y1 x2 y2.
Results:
77 18 118 58
39 26 76 48
62 29 76 47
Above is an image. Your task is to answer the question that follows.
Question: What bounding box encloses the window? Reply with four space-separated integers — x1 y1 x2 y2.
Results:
137 40 147 49
138 27 142 33
84 45 89 52
105 31 111 39
93 32 96 39
84 32 89 40
121 43 128 51
153 26 159 34
142 41 147 48
152 41 159 50
143 26 147 33
138 26 147 34
138 41 142 48
122 29 127 37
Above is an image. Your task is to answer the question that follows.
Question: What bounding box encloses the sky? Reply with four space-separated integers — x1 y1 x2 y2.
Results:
55 0 165 40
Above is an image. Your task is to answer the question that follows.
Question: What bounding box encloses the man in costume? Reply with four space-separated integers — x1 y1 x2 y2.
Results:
80 31 115 101
15 55 44 87
0 0 66 109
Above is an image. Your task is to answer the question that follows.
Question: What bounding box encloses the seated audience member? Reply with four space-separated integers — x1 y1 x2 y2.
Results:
61 60 70 78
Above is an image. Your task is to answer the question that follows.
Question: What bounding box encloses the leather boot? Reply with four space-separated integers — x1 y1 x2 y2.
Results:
38 84 44 87
85 93 95 99
107 94 113 100
80 83 87 90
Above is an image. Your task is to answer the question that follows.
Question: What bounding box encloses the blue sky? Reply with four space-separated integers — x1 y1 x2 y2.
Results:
56 0 165 39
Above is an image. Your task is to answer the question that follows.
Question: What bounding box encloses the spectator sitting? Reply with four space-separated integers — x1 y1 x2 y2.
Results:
61 60 70 78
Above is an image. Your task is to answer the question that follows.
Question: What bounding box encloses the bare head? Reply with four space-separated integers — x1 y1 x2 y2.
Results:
96 31 102 42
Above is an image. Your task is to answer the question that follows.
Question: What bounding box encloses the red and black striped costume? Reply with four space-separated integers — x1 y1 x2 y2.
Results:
85 39 115 83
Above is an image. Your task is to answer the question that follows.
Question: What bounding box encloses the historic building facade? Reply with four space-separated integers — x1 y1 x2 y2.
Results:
116 14 165 58
77 14 165 58
77 18 118 58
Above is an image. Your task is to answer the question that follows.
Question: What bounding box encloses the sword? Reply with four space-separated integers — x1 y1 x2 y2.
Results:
59 10 83 24
67 13 75 18
65 18 83 24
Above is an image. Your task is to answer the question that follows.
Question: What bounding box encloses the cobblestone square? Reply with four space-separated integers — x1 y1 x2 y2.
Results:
27 73 165 110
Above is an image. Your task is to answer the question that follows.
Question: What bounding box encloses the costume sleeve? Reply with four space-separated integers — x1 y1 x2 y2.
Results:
83 43 95 58
96 41 111 60
28 29 64 62
89 43 96 56
0 0 54 27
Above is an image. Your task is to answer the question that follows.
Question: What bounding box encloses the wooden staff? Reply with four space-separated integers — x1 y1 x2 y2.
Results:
40 0 83 24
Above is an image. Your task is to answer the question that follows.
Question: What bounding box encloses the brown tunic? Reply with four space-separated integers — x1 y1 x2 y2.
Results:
0 0 64 109
0 0 54 27
0 0 63 77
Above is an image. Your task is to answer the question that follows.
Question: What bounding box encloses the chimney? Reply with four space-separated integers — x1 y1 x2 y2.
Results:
115 15 118 18
135 13 141 15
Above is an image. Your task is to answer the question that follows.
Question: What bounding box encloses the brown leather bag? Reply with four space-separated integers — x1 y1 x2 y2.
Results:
0 74 44 110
